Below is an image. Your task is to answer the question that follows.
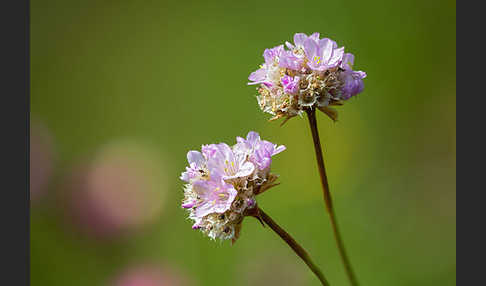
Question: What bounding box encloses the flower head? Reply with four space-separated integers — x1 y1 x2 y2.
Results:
248 32 366 122
180 131 285 241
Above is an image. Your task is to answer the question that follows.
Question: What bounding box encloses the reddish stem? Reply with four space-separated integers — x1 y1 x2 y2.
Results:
306 108 359 286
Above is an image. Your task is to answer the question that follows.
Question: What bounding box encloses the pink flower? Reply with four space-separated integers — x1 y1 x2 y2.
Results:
247 32 367 122
30 120 55 202
112 264 190 286
180 131 286 240
66 142 165 238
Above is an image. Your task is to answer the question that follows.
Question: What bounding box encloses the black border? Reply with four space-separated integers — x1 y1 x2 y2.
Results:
457 1 481 285
1 0 29 285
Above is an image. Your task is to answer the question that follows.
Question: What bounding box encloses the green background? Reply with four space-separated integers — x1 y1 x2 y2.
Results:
31 0 456 285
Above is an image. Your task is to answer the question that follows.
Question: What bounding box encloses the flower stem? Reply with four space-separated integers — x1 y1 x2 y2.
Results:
256 207 330 286
305 108 359 286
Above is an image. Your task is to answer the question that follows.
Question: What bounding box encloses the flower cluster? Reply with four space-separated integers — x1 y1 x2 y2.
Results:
180 131 285 241
248 32 366 122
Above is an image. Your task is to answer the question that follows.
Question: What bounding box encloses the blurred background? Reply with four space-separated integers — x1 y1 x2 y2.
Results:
31 0 456 285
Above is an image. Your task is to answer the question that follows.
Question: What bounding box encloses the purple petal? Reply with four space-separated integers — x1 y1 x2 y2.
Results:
187 151 204 166
281 75 300 95
182 201 195 209
356 71 367 79
341 53 355 70
328 47 344 68
340 70 366 99
201 144 218 159
246 131 261 143
248 68 267 85
209 169 224 182
263 49 275 64
304 38 319 61
319 38 334 63
193 201 215 218
293 33 308 47
263 45 284 64
310 32 320 41
279 50 303 70
192 177 237 217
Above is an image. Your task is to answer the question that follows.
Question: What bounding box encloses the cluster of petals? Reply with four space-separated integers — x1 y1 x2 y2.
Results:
180 131 285 241
248 32 366 122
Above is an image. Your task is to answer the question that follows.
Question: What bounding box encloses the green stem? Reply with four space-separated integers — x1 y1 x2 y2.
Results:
256 207 330 286
306 108 359 286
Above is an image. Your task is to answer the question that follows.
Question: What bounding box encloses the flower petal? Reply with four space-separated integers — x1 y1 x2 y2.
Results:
248 68 267 85
319 38 334 63
310 32 320 41
293 33 308 47
328 46 344 68
273 145 286 155
187 151 205 166
246 131 260 144
236 161 255 178
304 37 319 62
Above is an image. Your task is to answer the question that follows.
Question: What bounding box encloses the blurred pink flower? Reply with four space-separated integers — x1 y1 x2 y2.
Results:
111 263 190 286
66 141 166 238
30 120 55 202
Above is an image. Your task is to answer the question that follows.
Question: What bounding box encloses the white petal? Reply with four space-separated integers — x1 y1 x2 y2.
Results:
273 145 286 155
236 161 255 178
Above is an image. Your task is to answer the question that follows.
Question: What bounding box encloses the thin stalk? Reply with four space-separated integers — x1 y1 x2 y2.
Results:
256 207 330 286
305 108 359 286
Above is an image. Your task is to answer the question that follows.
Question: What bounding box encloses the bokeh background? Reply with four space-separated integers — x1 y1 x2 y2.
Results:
31 0 456 285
